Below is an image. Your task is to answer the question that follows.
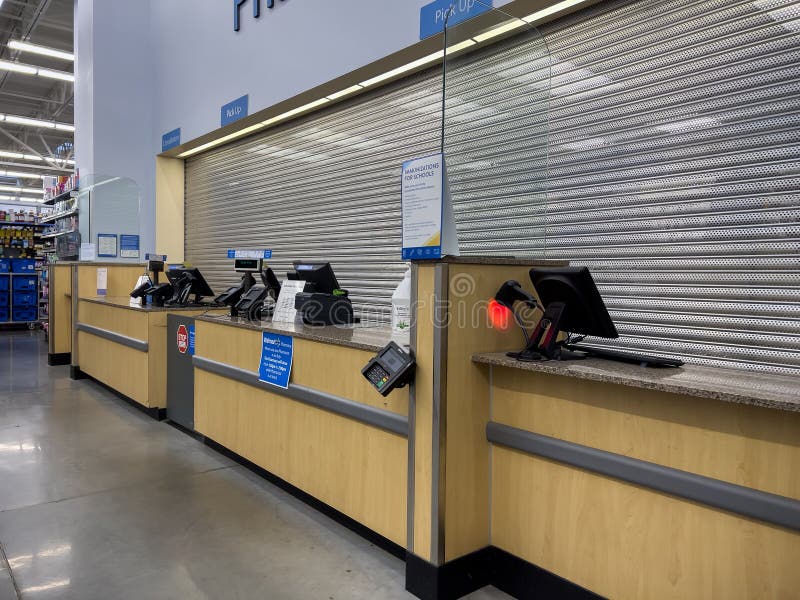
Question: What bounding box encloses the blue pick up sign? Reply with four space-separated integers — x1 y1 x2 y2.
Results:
259 332 293 388
227 249 273 259
420 0 493 39
221 95 249 127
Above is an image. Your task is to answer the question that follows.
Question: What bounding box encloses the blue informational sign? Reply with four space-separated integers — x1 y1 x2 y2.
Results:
258 332 293 388
221 95 249 127
97 233 118 258
420 0 492 39
188 325 196 356
145 253 167 262
227 249 273 259
119 234 140 259
162 128 181 152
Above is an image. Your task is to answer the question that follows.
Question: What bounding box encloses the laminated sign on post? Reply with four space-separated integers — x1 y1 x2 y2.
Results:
401 153 459 260
259 332 293 389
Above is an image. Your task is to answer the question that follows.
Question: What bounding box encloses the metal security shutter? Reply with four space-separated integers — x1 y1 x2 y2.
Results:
186 0 800 375
537 0 800 375
185 72 442 322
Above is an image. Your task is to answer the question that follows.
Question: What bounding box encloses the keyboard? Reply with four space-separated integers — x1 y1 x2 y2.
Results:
564 344 684 368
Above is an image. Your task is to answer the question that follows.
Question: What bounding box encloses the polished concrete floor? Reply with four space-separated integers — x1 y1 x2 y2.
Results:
0 331 509 600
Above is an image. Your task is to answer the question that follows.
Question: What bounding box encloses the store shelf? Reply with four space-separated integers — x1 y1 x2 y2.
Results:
43 188 78 206
0 222 53 228
40 229 78 240
40 209 77 223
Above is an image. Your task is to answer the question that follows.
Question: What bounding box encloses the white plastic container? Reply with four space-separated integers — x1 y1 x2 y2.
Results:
391 267 412 345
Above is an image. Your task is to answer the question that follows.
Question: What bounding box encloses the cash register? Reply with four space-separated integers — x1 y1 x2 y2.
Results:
288 262 357 326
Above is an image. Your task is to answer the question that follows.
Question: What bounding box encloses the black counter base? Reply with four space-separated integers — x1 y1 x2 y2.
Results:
69 365 85 380
406 546 603 600
81 375 166 421
48 352 71 366
203 436 406 561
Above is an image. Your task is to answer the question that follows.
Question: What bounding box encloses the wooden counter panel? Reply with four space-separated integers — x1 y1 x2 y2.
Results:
412 265 435 560
76 264 143 299
77 331 149 406
491 446 800 600
195 321 408 416
195 370 407 546
78 300 148 340
51 265 72 354
491 368 800 500
444 263 537 561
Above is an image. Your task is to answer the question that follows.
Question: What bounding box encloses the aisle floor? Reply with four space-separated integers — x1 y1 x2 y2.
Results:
0 332 509 600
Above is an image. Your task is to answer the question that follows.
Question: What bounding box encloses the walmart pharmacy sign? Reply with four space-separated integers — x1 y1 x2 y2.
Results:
234 0 286 32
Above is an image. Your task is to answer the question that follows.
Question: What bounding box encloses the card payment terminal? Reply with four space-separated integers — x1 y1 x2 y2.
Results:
361 341 415 396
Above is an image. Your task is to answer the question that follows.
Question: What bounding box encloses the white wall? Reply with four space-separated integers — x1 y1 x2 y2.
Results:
74 0 155 253
76 0 513 254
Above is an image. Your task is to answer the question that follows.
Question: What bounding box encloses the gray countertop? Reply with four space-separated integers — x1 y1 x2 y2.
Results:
472 352 800 413
79 296 224 313
196 313 396 352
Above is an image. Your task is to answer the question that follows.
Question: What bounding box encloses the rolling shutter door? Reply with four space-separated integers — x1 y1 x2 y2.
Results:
185 0 800 375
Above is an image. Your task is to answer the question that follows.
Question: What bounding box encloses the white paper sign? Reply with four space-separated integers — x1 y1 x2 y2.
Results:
80 243 96 262
272 279 307 323
401 153 459 260
96 268 108 296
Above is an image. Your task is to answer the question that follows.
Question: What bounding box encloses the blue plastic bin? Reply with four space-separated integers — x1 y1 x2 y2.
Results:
12 291 37 307
0 275 8 291
0 258 9 273
12 307 37 322
12 275 37 291
11 258 35 273
0 308 8 322
0 293 8 307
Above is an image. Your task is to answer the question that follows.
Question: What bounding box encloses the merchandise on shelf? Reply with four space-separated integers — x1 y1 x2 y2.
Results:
43 172 79 202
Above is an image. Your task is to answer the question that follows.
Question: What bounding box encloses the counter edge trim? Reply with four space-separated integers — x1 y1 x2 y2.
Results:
75 323 149 352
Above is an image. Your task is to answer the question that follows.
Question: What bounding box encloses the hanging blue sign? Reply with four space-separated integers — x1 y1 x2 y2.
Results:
258 332 293 388
188 325 196 356
162 128 181 152
221 95 249 127
420 0 493 40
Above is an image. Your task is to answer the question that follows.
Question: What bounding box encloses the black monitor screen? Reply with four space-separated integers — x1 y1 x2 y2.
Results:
166 267 215 300
530 267 618 339
291 262 340 295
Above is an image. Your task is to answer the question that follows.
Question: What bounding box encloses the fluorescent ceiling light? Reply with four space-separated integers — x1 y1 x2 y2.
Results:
360 51 444 87
523 0 590 24
0 185 43 194
0 171 45 179
473 19 527 42
326 85 363 101
0 114 74 132
0 151 75 165
0 59 73 82
0 194 44 203
0 59 37 75
37 68 75 82
9 40 74 61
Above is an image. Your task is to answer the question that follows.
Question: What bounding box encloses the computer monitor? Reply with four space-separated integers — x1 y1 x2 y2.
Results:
166 267 215 304
290 262 340 295
529 266 618 340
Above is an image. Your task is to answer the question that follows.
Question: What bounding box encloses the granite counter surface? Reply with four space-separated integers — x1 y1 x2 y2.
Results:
473 352 800 413
197 314 395 353
79 296 225 313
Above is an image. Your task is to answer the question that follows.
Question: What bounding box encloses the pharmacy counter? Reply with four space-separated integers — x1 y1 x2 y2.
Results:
470 352 800 599
191 315 410 549
74 296 224 418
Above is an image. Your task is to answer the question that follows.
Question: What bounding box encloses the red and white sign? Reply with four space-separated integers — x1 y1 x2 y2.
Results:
177 324 189 354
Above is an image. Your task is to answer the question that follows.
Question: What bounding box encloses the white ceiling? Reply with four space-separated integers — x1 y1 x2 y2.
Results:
0 0 74 191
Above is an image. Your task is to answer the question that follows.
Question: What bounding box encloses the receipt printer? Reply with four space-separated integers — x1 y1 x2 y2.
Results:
361 341 415 396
